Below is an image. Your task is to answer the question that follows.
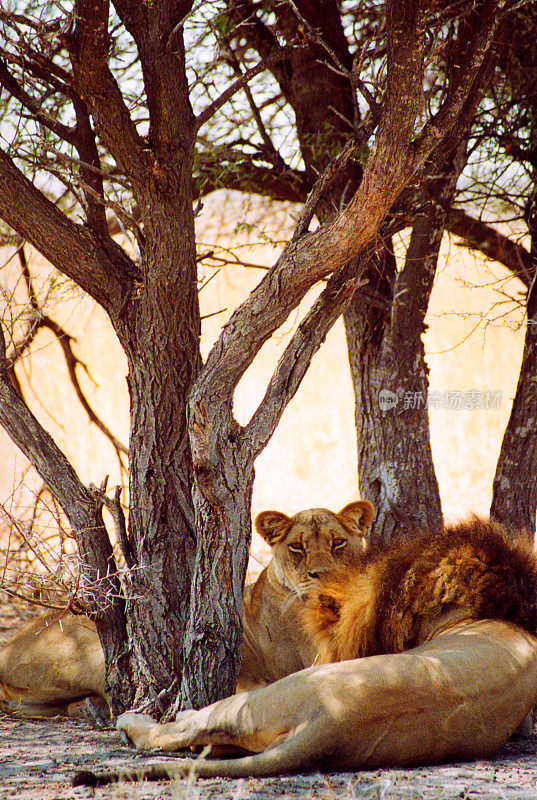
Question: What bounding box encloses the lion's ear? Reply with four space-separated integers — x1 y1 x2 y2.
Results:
255 510 292 545
338 501 375 534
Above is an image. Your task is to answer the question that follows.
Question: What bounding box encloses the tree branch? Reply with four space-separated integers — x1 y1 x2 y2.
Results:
70 94 111 239
224 0 294 100
412 0 507 165
0 147 138 311
0 58 76 144
191 0 506 450
223 46 288 172
66 0 149 180
391 137 470 344
244 264 366 460
0 321 117 579
116 1 197 164
447 209 533 286
194 45 292 133
45 318 129 457
5 249 129 457
190 0 429 423
291 135 360 240
194 159 307 204
94 483 136 569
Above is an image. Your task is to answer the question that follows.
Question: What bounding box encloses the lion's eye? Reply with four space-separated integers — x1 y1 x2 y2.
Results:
332 538 347 550
288 542 304 554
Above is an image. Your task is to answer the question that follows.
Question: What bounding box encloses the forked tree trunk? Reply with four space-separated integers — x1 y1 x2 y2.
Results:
180 262 366 710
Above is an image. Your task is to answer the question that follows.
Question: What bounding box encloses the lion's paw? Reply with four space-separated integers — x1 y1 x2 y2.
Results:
116 712 158 749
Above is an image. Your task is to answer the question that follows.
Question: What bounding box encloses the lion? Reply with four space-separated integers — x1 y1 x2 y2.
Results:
239 500 374 691
302 516 537 662
0 500 374 716
75 517 537 785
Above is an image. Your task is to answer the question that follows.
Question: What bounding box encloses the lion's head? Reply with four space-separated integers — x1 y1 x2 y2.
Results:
254 501 374 596
302 517 537 665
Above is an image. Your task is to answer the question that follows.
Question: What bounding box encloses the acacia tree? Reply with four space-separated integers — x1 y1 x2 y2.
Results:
201 1 535 542
0 0 516 714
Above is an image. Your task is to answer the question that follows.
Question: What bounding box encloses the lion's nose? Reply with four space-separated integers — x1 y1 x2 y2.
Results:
307 568 324 580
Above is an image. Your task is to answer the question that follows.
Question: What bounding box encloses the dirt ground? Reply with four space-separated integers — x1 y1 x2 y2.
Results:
2 711 537 800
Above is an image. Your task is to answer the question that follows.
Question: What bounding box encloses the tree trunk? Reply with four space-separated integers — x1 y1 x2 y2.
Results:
107 188 202 708
180 262 363 711
178 455 255 711
344 240 442 542
345 143 469 542
490 192 537 541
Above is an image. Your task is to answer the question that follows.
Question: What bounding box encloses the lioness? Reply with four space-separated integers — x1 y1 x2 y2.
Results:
0 500 373 716
76 517 537 784
239 500 374 690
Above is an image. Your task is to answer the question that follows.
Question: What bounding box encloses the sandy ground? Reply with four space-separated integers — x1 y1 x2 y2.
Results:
2 712 537 800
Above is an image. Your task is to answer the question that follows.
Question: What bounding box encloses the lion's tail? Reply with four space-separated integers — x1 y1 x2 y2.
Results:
72 722 327 784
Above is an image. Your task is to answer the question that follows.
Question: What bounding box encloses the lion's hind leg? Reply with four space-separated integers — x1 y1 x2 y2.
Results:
76 620 537 786
76 716 332 785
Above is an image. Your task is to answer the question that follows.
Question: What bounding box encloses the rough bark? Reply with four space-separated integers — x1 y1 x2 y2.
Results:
183 264 363 709
0 150 137 311
344 238 441 543
490 195 537 541
341 0 503 541
118 198 201 704
345 139 471 542
489 8 537 542
67 0 203 706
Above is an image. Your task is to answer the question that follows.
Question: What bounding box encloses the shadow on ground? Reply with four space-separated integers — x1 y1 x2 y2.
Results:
1 713 537 800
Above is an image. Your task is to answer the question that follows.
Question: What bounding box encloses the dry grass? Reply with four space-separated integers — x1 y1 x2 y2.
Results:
0 488 77 635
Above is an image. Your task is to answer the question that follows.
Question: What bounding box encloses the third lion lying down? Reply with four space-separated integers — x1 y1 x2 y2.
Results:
77 516 537 784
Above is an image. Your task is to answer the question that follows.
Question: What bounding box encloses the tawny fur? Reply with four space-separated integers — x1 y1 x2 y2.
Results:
0 501 374 714
238 499 374 690
74 516 537 784
303 517 537 663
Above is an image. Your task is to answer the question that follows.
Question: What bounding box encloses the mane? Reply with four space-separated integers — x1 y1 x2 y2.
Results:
302 517 537 663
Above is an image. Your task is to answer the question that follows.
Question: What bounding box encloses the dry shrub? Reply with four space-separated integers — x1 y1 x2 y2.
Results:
0 481 128 641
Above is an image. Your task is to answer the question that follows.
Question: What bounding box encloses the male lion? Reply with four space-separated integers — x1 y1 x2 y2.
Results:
75 517 537 785
0 500 373 716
